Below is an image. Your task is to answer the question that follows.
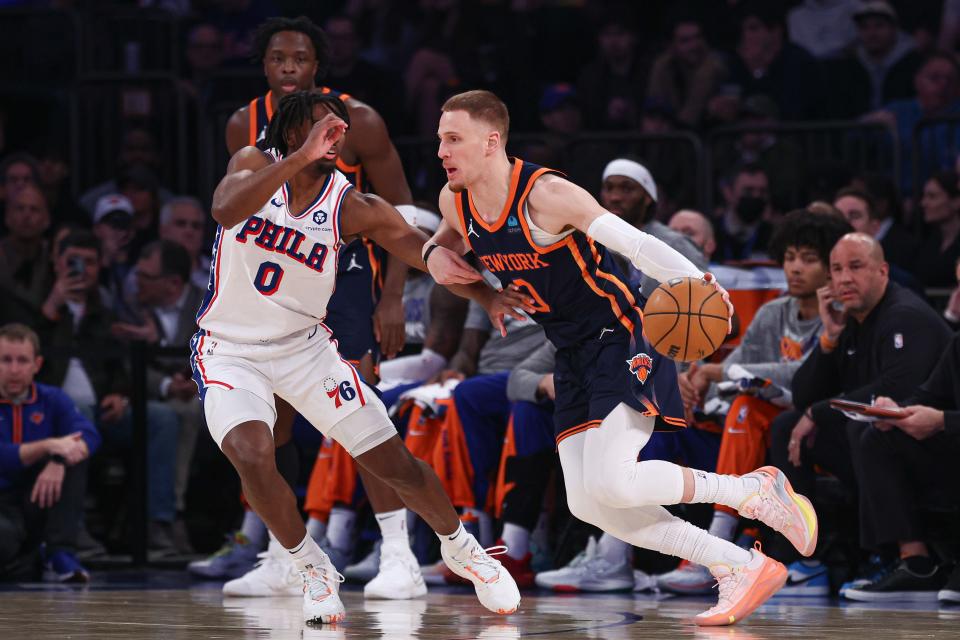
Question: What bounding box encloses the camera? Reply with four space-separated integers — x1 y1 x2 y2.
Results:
67 255 86 278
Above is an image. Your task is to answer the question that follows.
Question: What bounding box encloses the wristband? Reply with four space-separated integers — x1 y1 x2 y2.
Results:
422 243 440 265
819 332 839 351
50 454 67 466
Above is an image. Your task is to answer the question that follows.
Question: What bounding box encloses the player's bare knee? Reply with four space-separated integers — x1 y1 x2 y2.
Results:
222 425 275 475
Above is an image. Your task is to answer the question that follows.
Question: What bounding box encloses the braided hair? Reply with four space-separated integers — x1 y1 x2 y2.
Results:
265 91 350 158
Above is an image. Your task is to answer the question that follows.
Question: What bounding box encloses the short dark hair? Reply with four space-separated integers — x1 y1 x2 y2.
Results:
738 0 787 31
141 239 192 283
769 209 853 267
834 186 878 219
59 229 101 257
927 170 960 199
918 51 960 79
252 16 330 77
0 152 41 185
264 90 350 157
0 323 40 357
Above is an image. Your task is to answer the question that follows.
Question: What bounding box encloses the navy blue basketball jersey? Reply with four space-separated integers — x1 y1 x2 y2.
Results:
455 158 642 349
248 91 274 150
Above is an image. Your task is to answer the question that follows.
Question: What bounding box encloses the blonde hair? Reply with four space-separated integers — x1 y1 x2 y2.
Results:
442 90 510 142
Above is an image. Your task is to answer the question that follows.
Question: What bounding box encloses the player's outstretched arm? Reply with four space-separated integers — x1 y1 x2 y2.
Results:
211 113 347 229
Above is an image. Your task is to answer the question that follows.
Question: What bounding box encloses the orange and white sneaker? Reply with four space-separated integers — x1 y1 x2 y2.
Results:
301 558 346 625
694 544 787 627
737 466 818 557
441 537 521 614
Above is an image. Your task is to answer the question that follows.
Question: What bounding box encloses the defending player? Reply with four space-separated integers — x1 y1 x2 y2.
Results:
195 91 523 624
425 90 819 626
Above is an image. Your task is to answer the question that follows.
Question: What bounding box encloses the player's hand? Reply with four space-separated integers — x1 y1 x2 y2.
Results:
702 273 734 334
299 113 348 162
787 413 817 467
100 393 128 424
429 369 465 384
425 245 483 285
47 432 89 466
373 293 406 359
678 363 703 410
31 461 66 509
537 374 556 401
483 284 537 337
891 405 945 441
816 284 846 341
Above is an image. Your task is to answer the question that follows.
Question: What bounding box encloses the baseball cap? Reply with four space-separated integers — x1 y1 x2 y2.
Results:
602 158 658 202
539 83 578 113
93 194 134 225
853 1 897 23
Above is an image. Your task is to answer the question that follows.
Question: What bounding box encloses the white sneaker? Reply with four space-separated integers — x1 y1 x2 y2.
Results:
364 541 427 600
441 535 520 614
302 555 346 625
633 569 656 592
223 543 301 597
533 537 634 592
344 541 380 583
657 560 715 595
419 559 449 586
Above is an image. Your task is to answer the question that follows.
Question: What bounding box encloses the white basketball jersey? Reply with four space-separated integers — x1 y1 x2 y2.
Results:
196 168 354 342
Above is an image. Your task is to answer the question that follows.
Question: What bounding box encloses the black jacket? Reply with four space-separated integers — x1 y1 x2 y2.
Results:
907 331 960 438
792 282 951 422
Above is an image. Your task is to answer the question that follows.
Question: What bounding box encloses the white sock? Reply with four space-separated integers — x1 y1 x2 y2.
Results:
690 470 761 511
438 521 470 556
285 532 327 573
240 510 267 547
327 507 356 552
306 516 327 542
660 519 752 568
501 523 530 560
375 508 409 548
596 533 631 565
707 511 739 542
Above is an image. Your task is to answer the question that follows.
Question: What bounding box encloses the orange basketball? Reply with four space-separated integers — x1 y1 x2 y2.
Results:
643 277 729 362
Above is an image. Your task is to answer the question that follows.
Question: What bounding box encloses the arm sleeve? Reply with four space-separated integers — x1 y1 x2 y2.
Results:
908 333 960 435
587 214 704 283
0 443 23 473
52 388 101 456
507 342 557 403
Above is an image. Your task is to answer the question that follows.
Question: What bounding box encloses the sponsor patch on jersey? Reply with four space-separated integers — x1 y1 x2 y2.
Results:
30 412 44 425
626 352 653 384
313 210 328 225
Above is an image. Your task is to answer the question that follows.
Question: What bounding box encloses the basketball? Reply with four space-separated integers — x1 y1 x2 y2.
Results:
643 277 729 362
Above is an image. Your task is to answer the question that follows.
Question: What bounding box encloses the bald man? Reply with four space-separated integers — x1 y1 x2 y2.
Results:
767 233 950 594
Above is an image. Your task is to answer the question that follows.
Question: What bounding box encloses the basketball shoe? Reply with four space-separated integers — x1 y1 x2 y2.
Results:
441 535 521 614
222 539 300 597
657 560 715 595
364 540 427 600
737 466 818 557
777 560 829 596
694 543 787 626
495 540 535 590
534 536 634 592
301 553 346 625
188 531 260 579
939 564 960 604
344 540 380 583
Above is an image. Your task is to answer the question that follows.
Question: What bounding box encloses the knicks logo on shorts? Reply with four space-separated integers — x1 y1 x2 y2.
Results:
626 353 653 384
324 376 357 409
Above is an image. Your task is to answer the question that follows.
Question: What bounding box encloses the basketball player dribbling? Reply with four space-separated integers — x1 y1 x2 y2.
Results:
220 16 436 600
193 91 525 624
425 90 819 626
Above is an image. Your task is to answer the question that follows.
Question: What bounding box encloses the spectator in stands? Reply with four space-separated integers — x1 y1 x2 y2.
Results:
90 194 136 320
112 240 200 552
0 183 51 326
158 197 210 290
181 23 225 103
833 186 917 271
787 0 858 59
0 152 40 206
943 258 960 329
79 127 174 216
661 210 849 596
30 142 86 230
521 83 583 171
37 230 180 555
912 170 960 288
824 1 921 118
646 14 728 128
720 0 823 121
577 10 647 130
769 233 951 577
841 333 960 602
714 163 776 262
599 158 706 297
0 323 100 583
864 52 960 195
324 14 404 132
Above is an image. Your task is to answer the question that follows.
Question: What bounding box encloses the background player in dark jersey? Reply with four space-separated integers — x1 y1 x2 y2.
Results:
219 17 439 599
424 90 819 627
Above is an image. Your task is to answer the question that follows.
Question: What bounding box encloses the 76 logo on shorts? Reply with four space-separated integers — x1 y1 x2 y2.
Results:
324 377 356 408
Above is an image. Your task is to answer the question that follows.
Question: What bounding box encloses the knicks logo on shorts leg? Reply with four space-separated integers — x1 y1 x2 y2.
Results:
626 353 653 384
324 377 357 409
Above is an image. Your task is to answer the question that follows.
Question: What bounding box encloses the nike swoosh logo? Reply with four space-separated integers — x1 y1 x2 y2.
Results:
785 572 825 586
726 428 746 434
408 430 428 436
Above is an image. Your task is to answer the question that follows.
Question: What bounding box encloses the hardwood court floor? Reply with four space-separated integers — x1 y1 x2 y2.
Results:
1 573 959 639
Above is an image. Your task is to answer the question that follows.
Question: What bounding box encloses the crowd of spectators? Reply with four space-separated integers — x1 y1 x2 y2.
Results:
0 0 959 607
